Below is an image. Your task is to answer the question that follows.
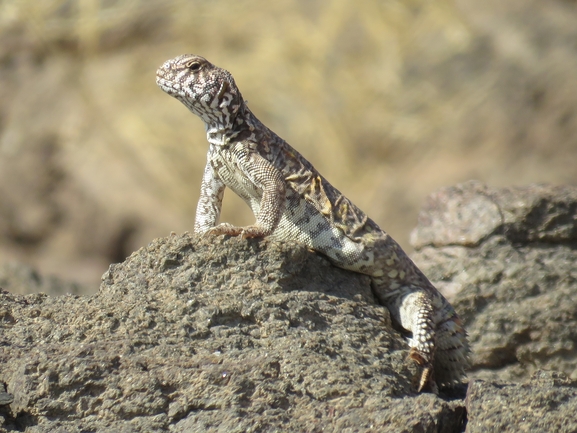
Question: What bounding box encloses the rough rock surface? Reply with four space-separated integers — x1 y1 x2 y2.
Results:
412 181 577 382
2 181 577 432
0 234 464 433
465 371 577 433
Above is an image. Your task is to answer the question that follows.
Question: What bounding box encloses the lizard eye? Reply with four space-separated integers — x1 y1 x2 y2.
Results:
185 60 202 71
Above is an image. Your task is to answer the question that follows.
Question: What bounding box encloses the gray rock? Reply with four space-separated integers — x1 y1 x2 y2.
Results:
411 180 577 248
412 182 577 382
0 234 464 432
409 181 577 432
0 262 84 295
2 181 576 432
465 371 577 433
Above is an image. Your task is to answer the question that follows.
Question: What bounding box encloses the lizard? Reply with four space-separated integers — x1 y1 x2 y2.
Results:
156 54 469 393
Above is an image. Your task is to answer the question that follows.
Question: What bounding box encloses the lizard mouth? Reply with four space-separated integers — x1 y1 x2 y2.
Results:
156 66 185 97
156 75 177 95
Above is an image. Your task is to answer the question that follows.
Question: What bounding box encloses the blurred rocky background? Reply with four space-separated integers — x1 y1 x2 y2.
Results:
1 0 576 293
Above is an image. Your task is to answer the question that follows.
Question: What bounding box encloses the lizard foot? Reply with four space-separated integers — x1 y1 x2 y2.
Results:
409 347 438 394
206 223 269 238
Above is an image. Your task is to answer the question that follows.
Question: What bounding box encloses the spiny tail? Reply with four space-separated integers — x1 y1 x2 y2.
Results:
432 303 470 387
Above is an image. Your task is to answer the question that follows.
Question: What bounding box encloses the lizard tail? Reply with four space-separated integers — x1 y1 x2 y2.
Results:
432 309 470 387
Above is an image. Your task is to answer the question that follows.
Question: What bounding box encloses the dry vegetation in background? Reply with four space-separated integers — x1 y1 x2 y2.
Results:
0 0 576 292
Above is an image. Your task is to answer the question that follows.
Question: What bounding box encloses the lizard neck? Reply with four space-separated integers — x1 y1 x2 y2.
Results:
204 103 256 147
204 123 239 147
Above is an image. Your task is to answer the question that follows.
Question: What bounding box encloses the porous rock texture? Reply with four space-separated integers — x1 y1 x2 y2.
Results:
465 371 577 433
1 181 577 432
0 235 464 432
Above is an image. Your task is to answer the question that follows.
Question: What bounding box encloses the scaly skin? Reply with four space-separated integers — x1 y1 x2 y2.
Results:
156 54 469 392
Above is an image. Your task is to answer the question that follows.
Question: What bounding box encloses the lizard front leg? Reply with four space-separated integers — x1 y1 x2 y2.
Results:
194 161 226 235
208 149 286 238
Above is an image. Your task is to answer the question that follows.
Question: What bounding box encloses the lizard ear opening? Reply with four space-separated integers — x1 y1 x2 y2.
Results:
217 81 229 100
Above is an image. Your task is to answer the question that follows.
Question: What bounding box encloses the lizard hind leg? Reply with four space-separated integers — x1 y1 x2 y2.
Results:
378 286 439 393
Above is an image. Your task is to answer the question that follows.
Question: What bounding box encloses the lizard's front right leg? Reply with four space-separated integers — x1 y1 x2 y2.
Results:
194 162 226 235
201 150 286 239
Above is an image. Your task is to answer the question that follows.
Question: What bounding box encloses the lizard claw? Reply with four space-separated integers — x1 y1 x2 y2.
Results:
409 348 438 394
415 365 438 394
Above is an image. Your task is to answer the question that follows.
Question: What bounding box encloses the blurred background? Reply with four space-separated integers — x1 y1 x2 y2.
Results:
0 0 576 294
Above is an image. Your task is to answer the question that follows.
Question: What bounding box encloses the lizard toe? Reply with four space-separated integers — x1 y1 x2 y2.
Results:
408 348 438 394
207 223 243 237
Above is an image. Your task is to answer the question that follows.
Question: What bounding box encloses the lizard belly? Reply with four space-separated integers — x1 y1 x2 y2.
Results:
271 190 371 272
214 159 372 273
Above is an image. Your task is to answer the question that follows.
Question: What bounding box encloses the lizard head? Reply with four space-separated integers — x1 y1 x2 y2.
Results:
156 54 243 127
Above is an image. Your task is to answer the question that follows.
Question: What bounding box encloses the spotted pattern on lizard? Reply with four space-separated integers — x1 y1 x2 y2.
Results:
156 54 469 392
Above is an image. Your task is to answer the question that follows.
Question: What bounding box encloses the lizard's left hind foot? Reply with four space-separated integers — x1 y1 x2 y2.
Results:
409 347 438 394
